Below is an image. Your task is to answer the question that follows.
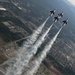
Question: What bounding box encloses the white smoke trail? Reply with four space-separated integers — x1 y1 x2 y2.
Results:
6 16 50 75
26 27 63 75
6 22 54 75
20 16 50 53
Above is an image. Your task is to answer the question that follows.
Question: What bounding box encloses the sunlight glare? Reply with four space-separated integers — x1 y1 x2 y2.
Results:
67 0 75 6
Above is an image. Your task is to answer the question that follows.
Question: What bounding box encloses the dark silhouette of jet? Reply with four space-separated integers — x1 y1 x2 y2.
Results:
49 9 56 16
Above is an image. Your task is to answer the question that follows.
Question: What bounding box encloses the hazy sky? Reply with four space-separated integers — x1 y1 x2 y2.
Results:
67 0 75 6
63 0 75 7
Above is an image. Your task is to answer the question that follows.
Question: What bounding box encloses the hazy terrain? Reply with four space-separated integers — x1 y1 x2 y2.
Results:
0 0 75 75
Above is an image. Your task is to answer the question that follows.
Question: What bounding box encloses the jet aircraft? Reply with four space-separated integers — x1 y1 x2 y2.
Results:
49 9 56 16
63 19 68 26
54 12 64 22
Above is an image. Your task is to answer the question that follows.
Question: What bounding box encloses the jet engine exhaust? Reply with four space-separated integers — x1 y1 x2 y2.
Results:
16 22 55 73
25 26 63 75
6 16 50 75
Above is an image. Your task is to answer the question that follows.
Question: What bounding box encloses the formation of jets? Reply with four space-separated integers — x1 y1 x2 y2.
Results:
49 9 68 26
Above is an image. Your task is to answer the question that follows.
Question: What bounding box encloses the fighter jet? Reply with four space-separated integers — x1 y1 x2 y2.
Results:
58 12 64 18
63 19 68 26
53 12 64 22
49 9 56 16
54 16 59 22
